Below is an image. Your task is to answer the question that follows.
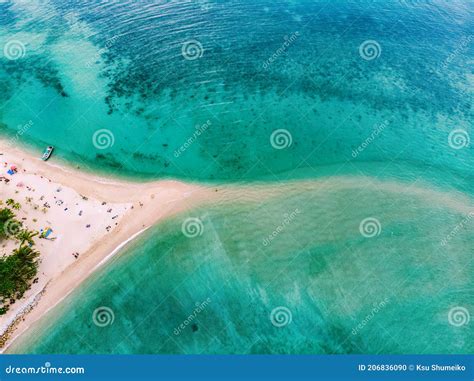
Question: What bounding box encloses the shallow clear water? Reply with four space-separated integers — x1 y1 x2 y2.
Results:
2 0 473 354
10 184 473 354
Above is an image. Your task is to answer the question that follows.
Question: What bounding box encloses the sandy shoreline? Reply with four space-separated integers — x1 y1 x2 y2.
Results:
0 139 217 352
2 140 473 353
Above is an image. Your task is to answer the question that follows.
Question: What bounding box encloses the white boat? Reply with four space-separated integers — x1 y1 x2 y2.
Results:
41 146 54 161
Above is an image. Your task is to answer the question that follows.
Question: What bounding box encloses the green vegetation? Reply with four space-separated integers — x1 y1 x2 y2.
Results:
6 198 21 210
0 206 20 240
16 229 39 246
0 200 40 315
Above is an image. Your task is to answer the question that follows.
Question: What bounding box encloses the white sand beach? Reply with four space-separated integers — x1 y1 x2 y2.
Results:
2 139 473 353
0 139 216 351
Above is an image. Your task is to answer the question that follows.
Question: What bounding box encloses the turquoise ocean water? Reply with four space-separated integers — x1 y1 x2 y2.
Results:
9 184 474 354
1 0 473 353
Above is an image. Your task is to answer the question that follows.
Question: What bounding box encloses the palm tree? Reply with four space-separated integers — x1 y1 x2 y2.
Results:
0 208 15 222
9 245 40 294
13 244 39 257
16 229 39 246
0 245 40 302
12 244 40 271
0 208 17 239
0 225 41 314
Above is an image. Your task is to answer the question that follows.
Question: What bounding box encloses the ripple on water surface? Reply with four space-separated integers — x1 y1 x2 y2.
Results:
0 0 472 182
10 181 474 354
